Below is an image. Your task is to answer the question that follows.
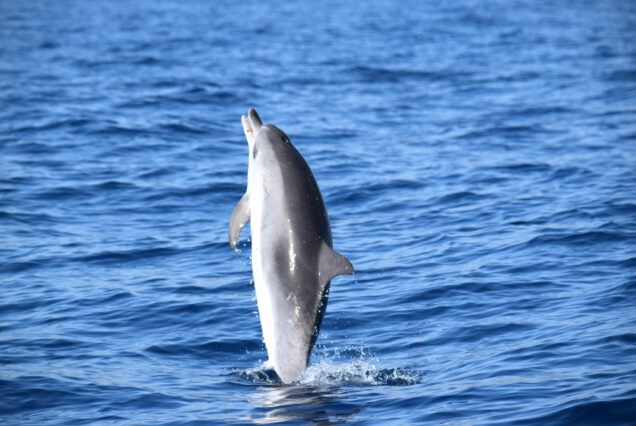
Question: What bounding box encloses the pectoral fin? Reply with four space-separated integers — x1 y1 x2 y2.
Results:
318 243 354 286
229 193 250 250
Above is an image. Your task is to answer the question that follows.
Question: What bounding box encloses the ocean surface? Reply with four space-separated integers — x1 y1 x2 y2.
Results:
1 0 635 424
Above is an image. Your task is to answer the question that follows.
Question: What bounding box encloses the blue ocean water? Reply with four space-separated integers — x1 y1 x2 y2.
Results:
1 0 635 423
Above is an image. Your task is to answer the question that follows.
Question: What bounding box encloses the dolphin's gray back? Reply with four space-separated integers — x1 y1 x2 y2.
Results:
262 124 332 245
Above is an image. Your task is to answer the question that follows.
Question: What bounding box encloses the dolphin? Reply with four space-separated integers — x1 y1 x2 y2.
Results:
229 108 354 384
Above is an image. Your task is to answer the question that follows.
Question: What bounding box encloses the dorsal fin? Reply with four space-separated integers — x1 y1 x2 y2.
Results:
229 193 250 250
318 243 354 286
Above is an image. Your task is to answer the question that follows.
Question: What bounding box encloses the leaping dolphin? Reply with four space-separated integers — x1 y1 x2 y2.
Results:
229 108 354 384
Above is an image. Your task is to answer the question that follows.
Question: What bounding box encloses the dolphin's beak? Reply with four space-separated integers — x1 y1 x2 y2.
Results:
242 114 255 145
243 108 263 146
248 108 263 131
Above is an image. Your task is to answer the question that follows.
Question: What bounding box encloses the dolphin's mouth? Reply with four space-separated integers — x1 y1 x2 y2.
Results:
242 108 263 145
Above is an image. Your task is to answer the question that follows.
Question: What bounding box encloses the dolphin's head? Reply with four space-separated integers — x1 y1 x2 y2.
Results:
241 108 263 152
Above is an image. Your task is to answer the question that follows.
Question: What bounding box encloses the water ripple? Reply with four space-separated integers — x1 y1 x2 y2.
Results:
1 0 635 424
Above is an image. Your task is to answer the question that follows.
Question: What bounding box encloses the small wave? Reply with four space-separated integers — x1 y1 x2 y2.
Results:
618 257 636 269
548 166 593 181
75 246 180 265
0 260 40 274
142 182 242 201
0 377 95 416
102 142 174 155
34 186 91 201
136 167 175 179
39 40 59 49
436 190 484 205
0 210 59 225
5 141 57 154
595 333 636 346
327 179 420 204
604 69 636 82
89 125 150 136
489 162 552 173
505 106 574 117
348 65 472 83
457 125 553 140
527 230 629 247
91 180 139 191
145 90 239 107
147 338 261 358
159 123 206 135
12 118 91 134
133 56 161 65
520 395 636 425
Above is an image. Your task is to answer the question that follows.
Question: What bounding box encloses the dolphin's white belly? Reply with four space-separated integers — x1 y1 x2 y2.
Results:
248 171 272 353
249 167 293 376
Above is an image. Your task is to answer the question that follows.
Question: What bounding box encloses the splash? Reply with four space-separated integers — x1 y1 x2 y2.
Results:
299 359 421 386
232 349 422 386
